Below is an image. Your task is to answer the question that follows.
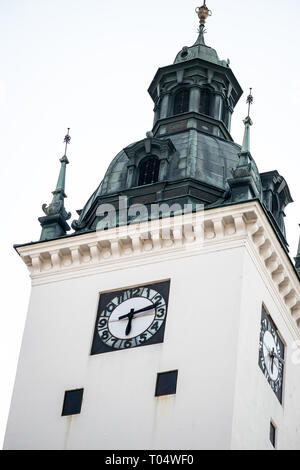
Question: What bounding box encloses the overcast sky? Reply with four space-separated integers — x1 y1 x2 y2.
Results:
1 0 299 447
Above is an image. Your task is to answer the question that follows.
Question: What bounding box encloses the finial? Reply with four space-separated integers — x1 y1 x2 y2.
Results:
195 1 212 27
39 128 72 241
63 128 71 157
246 88 254 118
295 227 300 277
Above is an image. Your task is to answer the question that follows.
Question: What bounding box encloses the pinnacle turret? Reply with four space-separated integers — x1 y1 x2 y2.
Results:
38 129 72 241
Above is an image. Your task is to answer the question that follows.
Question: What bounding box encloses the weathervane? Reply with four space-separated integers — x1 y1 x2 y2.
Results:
246 88 254 118
195 1 212 27
63 128 71 157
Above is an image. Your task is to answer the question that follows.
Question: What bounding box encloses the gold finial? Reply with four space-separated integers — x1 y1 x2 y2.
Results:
195 1 212 27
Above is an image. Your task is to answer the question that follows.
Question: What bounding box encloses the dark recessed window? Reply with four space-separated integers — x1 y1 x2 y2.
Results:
62 389 84 416
221 100 228 125
199 87 212 116
138 156 160 186
155 370 178 397
173 89 190 115
270 421 276 448
222 101 228 124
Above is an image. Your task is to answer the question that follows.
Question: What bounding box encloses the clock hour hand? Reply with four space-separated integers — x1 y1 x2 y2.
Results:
125 310 135 336
270 350 285 365
271 348 275 374
118 303 158 321
265 343 285 367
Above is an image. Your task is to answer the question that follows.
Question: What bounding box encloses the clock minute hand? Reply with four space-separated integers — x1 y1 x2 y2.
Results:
118 303 158 321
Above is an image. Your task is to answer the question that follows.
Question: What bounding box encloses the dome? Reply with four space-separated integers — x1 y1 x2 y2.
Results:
174 28 229 68
72 132 243 232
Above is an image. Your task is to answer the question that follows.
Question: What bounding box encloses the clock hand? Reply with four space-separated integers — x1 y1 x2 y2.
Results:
271 351 285 365
125 309 135 336
118 303 158 321
264 341 285 365
110 311 156 323
271 348 275 375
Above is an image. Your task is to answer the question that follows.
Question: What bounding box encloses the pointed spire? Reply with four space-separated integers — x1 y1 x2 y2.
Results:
241 89 254 154
38 129 72 241
241 116 253 154
51 129 71 203
295 228 300 277
228 89 261 202
194 25 206 46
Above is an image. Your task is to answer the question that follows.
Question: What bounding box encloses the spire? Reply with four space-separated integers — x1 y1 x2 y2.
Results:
228 89 261 202
50 129 71 202
295 228 300 277
194 1 212 46
38 129 72 241
241 89 254 153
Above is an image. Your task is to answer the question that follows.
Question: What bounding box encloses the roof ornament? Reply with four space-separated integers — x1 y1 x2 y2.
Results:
195 1 212 27
246 88 254 118
63 128 71 157
38 128 72 241
228 88 261 201
295 230 300 277
195 2 212 46
241 88 254 154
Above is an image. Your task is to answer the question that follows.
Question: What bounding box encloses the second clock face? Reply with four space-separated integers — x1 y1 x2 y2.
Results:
91 280 170 355
258 307 285 403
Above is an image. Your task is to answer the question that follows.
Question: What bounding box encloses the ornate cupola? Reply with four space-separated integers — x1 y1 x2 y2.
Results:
37 4 292 255
72 4 246 234
149 2 242 141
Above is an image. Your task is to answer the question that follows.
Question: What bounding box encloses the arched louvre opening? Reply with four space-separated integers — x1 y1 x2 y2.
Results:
173 89 190 115
138 156 160 186
199 88 212 116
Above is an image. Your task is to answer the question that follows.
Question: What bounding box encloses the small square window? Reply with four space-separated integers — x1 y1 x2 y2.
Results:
155 370 178 397
62 389 84 416
270 421 276 448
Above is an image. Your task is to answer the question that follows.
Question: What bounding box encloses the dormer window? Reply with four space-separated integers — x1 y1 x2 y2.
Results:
199 87 212 116
173 89 190 115
138 156 160 186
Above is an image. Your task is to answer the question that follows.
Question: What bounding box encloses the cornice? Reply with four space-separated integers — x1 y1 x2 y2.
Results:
148 59 242 105
16 201 300 335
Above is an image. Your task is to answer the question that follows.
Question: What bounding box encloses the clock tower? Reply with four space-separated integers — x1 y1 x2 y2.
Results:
5 3 300 450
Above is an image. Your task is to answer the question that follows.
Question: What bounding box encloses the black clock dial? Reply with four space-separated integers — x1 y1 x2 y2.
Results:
258 307 285 403
91 280 170 355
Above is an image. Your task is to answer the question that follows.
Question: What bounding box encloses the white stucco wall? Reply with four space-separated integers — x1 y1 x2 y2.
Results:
231 247 300 450
5 245 246 450
4 204 300 450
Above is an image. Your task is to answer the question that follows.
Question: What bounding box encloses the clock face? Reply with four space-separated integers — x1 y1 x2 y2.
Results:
91 280 170 355
258 307 285 403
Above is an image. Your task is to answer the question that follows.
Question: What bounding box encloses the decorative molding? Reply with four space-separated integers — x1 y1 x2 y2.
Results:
16 201 300 333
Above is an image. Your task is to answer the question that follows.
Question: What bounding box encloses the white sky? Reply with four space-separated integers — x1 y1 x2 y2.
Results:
0 0 299 447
